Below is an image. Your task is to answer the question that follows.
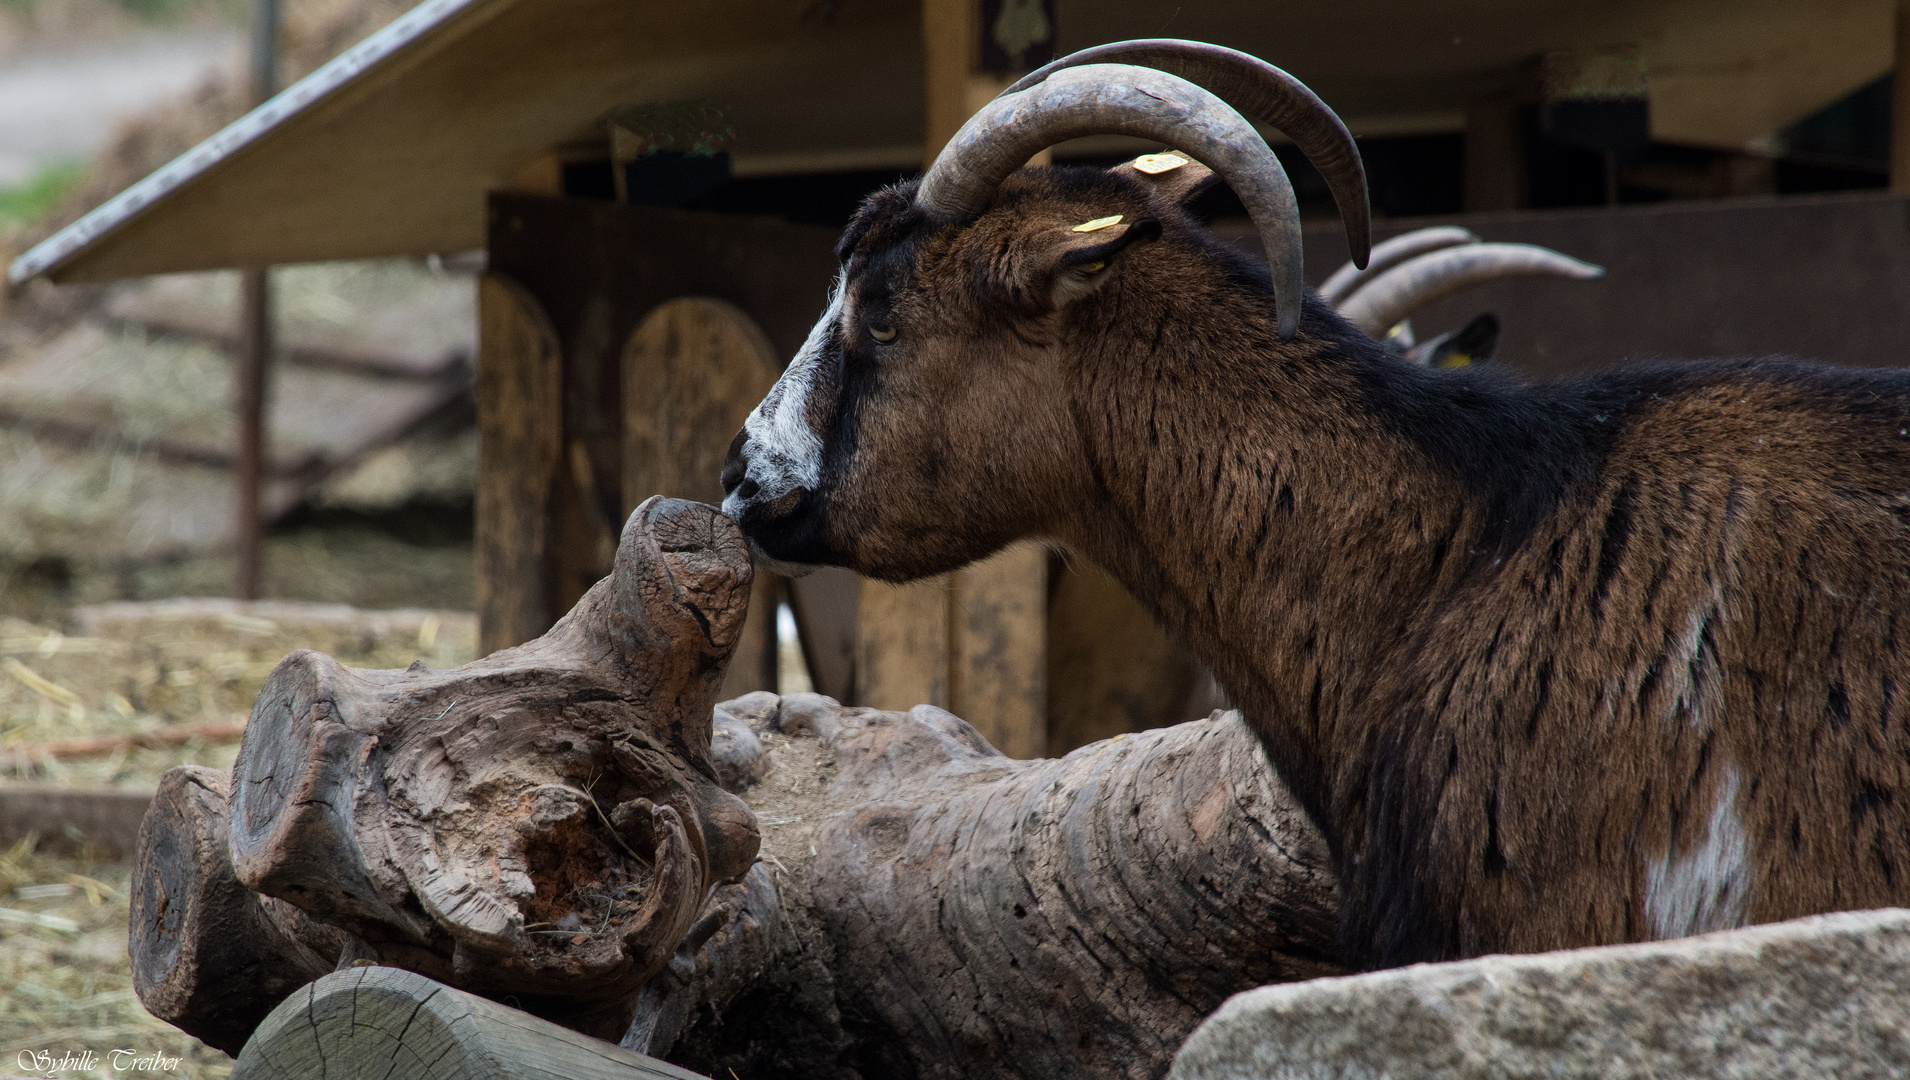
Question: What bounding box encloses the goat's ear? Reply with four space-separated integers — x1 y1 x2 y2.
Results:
1117 152 1220 206
1048 217 1163 310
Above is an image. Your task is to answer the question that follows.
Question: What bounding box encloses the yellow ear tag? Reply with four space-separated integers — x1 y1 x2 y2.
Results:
1131 153 1189 175
1072 215 1123 233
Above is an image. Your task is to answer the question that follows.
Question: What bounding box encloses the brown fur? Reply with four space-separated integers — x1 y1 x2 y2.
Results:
726 164 1910 970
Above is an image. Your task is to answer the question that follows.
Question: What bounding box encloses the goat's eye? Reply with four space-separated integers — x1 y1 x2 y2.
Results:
869 323 897 343
1078 260 1106 274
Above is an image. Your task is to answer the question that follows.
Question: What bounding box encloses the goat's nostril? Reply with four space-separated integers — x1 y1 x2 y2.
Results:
720 432 750 495
735 478 760 501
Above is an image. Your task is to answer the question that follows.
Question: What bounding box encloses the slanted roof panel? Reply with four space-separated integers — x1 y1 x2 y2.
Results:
13 0 919 283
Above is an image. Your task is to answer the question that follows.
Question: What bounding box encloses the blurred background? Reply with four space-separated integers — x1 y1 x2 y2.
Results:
0 0 470 624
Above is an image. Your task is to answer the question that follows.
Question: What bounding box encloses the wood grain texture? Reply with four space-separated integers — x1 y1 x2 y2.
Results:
476 272 563 655
483 196 839 658
622 297 782 700
854 576 950 712
621 297 778 509
1046 559 1216 755
635 694 1342 1080
231 965 708 1080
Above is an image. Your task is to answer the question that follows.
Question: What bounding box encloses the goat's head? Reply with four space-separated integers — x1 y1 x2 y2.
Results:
720 40 1370 581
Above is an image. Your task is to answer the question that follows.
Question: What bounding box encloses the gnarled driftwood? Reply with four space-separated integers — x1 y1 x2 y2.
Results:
134 497 1338 1076
137 497 762 1043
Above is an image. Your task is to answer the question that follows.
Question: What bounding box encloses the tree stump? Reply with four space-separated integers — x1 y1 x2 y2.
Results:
136 497 763 1042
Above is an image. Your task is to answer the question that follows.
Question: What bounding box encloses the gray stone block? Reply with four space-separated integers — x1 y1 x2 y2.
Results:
1172 909 1910 1080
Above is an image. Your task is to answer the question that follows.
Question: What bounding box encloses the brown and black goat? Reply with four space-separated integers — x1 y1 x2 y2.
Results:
720 39 1910 971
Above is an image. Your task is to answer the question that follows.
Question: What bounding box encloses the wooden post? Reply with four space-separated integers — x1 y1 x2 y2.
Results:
622 297 783 698
1046 561 1206 755
877 0 1047 751
476 273 564 654
1894 0 1910 194
855 578 951 711
233 0 278 600
922 0 1050 168
233 268 270 599
949 543 1047 758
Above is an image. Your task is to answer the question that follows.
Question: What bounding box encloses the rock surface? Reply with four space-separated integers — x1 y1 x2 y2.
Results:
1172 908 1910 1080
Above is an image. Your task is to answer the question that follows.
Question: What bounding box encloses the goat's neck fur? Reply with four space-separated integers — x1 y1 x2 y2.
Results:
1046 238 1910 968
1058 287 1485 822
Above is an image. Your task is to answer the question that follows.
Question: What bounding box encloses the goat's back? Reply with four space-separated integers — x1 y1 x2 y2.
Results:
1340 357 1910 965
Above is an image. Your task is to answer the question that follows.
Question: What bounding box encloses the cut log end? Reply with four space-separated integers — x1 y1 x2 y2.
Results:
131 766 341 1056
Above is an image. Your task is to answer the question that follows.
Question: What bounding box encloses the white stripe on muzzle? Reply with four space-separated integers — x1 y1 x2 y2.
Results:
721 273 843 523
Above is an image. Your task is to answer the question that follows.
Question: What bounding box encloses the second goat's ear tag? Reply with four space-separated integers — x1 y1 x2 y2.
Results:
1072 215 1124 233
1131 153 1189 175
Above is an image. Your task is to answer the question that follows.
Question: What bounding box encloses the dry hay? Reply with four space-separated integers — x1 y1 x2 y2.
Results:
0 599 475 790
0 835 234 1078
0 426 259 566
312 425 475 512
0 600 475 1072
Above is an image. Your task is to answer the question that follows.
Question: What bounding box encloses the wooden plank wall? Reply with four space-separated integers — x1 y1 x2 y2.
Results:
1281 191 1910 380
482 194 1051 748
476 274 563 656
484 196 842 690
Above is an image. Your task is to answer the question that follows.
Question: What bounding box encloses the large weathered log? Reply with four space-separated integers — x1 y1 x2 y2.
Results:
131 765 344 1055
629 693 1342 1080
138 496 1339 1068
219 497 761 1038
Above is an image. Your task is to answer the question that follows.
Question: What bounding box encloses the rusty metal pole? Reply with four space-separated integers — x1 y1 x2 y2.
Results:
234 0 278 600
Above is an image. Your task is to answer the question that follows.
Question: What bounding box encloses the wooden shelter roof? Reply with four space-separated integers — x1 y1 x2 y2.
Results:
10 0 1895 285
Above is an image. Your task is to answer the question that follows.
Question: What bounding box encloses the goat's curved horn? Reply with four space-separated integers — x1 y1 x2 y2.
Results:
918 64 1308 338
1319 226 1479 307
1336 243 1605 339
1002 39 1371 270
